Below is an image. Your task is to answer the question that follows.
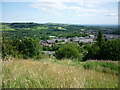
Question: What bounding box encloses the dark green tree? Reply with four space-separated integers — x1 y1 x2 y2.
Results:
16 37 41 59
55 43 85 60
100 39 120 60
83 44 100 60
96 31 104 47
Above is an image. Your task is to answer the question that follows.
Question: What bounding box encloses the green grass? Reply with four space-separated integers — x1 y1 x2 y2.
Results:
58 27 67 30
37 27 49 30
0 25 15 31
2 58 118 88
82 61 119 75
80 29 85 31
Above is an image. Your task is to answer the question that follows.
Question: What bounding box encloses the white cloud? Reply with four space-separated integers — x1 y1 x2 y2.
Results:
30 0 117 17
105 13 118 16
30 2 113 13
30 2 67 11
77 15 83 17
76 0 106 8
77 14 96 17
84 14 96 16
54 12 63 16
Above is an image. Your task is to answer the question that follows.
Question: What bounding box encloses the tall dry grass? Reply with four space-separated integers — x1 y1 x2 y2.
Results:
2 59 118 88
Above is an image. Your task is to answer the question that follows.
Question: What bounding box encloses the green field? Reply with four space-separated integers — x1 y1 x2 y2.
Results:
2 58 118 88
37 27 49 30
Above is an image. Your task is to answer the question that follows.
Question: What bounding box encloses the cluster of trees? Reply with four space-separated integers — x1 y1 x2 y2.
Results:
9 22 40 28
2 37 42 59
54 31 120 61
2 28 88 41
84 31 120 60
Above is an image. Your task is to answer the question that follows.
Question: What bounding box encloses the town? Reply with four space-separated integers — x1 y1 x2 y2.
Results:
40 34 120 47
40 35 94 47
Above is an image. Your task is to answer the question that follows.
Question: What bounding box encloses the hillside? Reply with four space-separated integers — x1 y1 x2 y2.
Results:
2 58 118 88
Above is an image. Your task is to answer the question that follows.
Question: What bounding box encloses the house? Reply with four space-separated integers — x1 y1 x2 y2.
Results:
104 34 120 40
42 51 55 55
89 35 95 38
80 38 94 43
49 36 56 38
40 36 95 47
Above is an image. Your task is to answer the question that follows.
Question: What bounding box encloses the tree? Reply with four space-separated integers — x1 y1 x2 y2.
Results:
84 39 120 61
14 37 42 59
55 40 58 43
96 31 103 47
83 44 100 60
2 37 42 59
55 43 85 60
2 37 14 59
100 39 120 60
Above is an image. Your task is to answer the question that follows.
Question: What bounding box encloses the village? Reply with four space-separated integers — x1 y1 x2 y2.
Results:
40 34 120 55
40 35 95 47
40 33 120 47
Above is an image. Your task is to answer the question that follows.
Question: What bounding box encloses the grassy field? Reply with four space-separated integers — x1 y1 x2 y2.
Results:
2 58 118 88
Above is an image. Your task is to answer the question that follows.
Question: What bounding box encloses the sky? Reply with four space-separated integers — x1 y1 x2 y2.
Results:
1 0 119 25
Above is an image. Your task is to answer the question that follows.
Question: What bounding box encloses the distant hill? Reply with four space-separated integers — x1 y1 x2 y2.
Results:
0 23 15 31
1 22 119 35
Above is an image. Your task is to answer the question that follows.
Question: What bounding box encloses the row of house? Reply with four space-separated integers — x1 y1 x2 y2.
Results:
40 35 95 47
104 34 120 40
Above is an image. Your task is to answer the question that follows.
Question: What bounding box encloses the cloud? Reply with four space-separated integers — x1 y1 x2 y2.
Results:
105 13 118 20
76 0 106 8
105 13 118 16
30 0 117 17
54 12 63 16
77 15 83 17
77 14 96 17
30 2 112 13
30 2 67 11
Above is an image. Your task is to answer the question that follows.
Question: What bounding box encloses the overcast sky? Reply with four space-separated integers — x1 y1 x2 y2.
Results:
1 0 119 25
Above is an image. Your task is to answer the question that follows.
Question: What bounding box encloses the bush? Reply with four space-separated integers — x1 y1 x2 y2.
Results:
55 43 85 60
83 61 118 75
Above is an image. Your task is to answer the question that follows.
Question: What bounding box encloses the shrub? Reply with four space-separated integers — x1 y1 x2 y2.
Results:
55 43 85 60
82 61 118 75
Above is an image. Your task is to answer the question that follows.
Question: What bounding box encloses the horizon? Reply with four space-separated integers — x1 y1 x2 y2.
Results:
1 21 118 26
1 0 118 25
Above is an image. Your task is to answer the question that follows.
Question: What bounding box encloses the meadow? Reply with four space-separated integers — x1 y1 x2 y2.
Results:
2 58 118 88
